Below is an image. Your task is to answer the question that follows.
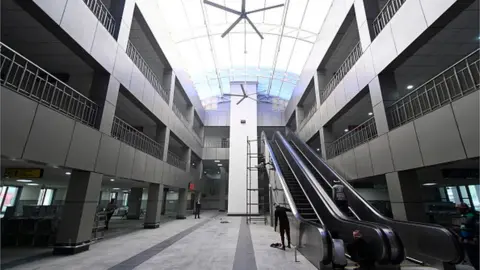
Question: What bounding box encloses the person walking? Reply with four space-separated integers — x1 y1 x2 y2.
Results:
274 203 291 250
194 197 201 219
105 199 117 230
347 230 375 270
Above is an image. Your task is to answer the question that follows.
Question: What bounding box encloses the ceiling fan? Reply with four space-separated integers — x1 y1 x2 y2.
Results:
203 0 284 40
223 84 269 105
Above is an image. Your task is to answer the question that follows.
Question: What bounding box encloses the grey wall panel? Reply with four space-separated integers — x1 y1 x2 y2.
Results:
389 0 428 54
154 159 164 183
356 48 376 92
388 122 423 171
319 103 327 126
23 105 75 166
369 77 383 107
334 82 347 111
116 143 135 179
95 135 121 176
131 150 147 181
354 143 374 178
143 154 155 182
217 148 229 160
340 150 358 180
1 88 38 158
142 82 155 112
414 105 466 166
90 24 117 73
129 66 146 102
358 19 372 53
153 93 166 124
59 0 97 52
368 134 395 175
106 77 120 106
65 123 101 171
452 91 479 158
370 24 398 74
112 48 134 88
344 66 360 101
419 0 456 25
33 0 67 24
326 95 336 120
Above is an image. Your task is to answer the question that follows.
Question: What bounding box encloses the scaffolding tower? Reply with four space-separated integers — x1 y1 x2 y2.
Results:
246 136 268 225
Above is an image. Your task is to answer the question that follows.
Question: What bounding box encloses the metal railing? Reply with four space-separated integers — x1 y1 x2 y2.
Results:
167 151 187 171
192 124 203 140
111 117 164 159
0 43 99 127
326 117 378 158
321 42 362 103
83 0 116 36
204 139 230 148
372 0 407 37
126 41 169 102
387 49 480 129
173 104 191 128
299 105 317 129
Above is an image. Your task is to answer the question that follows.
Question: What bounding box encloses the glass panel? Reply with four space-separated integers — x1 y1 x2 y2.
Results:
110 192 117 200
43 189 54 206
439 187 447 201
446 186 460 204
459 186 468 199
123 193 129 207
468 185 480 210
462 198 471 207
2 187 19 213
37 189 46 205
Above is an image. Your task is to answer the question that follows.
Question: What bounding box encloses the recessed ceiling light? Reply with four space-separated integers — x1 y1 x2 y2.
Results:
110 179 115 182
407 85 414 90
17 179 32 183
65 172 71 175
344 129 349 132
27 183 39 186
217 164 223 166
214 160 220 163
316 148 320 151
192 163 195 166
423 183 437 186
113 188 120 190
368 112 373 116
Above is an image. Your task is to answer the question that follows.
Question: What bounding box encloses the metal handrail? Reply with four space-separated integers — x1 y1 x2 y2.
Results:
372 0 407 37
326 117 378 158
126 41 169 102
167 151 187 171
172 104 190 127
0 43 99 127
111 116 164 160
204 139 230 148
83 0 116 36
320 42 362 103
387 49 480 129
299 104 317 129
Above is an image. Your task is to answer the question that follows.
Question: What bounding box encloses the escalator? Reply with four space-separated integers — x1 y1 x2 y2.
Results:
285 129 465 267
268 131 403 266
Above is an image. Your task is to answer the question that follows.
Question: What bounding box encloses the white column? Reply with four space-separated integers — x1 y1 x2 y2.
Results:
228 82 258 215
218 167 227 211
144 183 164 228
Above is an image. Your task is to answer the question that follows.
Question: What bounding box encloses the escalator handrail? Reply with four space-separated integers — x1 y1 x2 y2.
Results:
261 131 331 263
286 129 464 264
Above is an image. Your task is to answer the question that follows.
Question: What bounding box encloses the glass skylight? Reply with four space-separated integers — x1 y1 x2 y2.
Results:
157 0 332 106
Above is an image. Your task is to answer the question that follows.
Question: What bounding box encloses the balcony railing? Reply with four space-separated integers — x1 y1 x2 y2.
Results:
204 139 230 148
299 105 317 129
326 117 378 158
83 0 116 36
321 42 362 103
373 0 407 37
126 41 169 102
387 49 480 129
0 43 99 127
173 104 190 128
111 117 164 159
167 151 187 171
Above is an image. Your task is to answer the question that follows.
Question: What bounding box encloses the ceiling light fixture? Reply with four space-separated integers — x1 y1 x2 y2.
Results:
17 179 33 183
316 148 320 151
407 85 414 90
217 164 223 166
423 183 437 186
113 188 120 190
27 183 39 186
344 129 349 132
368 112 373 116
65 172 71 175
214 160 220 163
110 179 115 182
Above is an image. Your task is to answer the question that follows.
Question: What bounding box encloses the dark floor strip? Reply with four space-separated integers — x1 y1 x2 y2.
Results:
232 217 258 270
109 217 214 270
1 251 53 269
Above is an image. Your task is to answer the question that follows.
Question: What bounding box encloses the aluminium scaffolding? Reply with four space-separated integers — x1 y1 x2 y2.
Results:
246 136 268 225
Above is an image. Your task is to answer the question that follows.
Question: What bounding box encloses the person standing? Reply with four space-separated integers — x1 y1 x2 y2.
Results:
105 199 117 230
274 203 291 250
332 181 349 214
458 203 479 270
194 197 201 219
347 230 375 270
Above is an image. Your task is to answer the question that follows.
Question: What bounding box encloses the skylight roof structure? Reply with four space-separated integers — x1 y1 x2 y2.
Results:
157 0 332 107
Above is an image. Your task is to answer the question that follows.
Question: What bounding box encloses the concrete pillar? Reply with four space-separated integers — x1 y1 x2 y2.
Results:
161 187 168 215
127 188 143 219
315 69 327 107
368 75 398 136
218 167 227 212
295 107 304 130
89 74 120 135
53 171 102 255
144 183 164 228
112 0 135 50
167 73 176 108
386 171 427 222
188 107 195 128
184 148 192 172
319 126 335 159
354 0 381 51
176 188 188 219
160 128 170 161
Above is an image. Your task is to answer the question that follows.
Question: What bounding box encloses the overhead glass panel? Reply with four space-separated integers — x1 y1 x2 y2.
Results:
157 0 328 106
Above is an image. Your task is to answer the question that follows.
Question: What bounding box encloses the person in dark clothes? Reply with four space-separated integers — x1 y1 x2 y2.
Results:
194 197 201 219
274 203 291 250
347 230 375 270
105 199 117 230
458 203 479 270
332 181 349 214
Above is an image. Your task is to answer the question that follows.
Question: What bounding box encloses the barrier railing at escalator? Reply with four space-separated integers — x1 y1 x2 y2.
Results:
326 117 377 158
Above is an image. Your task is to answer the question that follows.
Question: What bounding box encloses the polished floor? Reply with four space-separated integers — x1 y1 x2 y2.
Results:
6 212 317 270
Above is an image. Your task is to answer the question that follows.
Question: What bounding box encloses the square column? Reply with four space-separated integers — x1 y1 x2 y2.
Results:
176 188 188 219
127 188 143 219
218 167 227 212
319 126 334 159
54 171 102 255
386 171 427 222
159 128 170 161
144 183 164 228
315 69 327 108
295 107 304 130
89 74 120 135
184 149 192 172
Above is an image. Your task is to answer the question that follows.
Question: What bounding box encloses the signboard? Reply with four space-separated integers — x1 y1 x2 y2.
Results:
188 182 195 191
4 168 43 178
